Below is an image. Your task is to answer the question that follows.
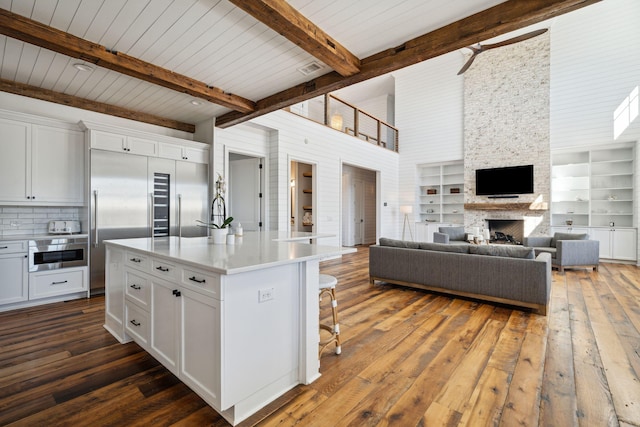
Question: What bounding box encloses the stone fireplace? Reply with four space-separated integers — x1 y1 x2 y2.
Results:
462 31 551 238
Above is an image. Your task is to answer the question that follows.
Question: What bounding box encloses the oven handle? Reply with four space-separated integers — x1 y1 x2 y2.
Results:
93 190 99 248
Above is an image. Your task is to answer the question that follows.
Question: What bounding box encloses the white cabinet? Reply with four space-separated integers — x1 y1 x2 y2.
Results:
0 118 30 202
179 287 221 408
150 277 180 374
91 130 158 156
0 241 28 306
551 145 634 228
0 118 84 205
159 142 209 164
417 161 464 225
89 128 209 164
590 228 637 261
31 125 85 204
29 267 87 300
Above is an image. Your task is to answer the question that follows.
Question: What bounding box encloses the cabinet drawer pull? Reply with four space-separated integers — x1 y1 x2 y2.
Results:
156 266 169 272
51 280 68 285
130 284 141 290
0 246 8 249
130 319 141 327
129 258 142 263
189 276 205 284
172 289 181 297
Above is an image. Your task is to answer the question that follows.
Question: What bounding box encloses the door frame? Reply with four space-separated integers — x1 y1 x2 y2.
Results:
288 155 317 234
340 162 381 246
225 147 267 231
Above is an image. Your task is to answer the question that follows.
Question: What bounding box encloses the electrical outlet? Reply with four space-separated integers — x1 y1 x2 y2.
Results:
258 288 275 303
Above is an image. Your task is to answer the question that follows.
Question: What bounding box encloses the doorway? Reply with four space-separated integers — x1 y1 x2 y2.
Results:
228 153 264 231
290 160 315 233
342 164 377 246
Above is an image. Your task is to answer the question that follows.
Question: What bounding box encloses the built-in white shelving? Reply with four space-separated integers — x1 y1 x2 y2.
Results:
417 161 464 224
551 145 634 228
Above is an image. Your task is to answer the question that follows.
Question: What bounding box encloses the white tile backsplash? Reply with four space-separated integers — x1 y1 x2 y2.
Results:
0 206 81 236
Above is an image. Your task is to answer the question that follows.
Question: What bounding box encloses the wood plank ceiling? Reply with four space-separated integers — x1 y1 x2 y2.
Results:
0 0 599 132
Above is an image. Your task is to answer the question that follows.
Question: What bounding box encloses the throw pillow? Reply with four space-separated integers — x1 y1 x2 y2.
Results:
469 244 535 259
551 232 588 248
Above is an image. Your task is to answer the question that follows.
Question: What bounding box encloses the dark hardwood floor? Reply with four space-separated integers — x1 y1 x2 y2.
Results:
1 246 640 426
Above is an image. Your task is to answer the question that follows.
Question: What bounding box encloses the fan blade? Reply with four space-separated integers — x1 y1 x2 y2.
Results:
483 28 548 50
457 53 478 75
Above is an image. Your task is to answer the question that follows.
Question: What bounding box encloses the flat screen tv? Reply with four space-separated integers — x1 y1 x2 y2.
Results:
475 165 534 196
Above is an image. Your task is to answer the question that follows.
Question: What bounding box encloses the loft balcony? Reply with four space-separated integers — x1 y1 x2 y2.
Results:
286 93 399 152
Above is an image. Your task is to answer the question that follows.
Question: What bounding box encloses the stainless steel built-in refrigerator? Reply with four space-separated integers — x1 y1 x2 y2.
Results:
90 150 208 294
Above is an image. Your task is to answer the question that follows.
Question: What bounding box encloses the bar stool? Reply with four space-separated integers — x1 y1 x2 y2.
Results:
319 274 341 358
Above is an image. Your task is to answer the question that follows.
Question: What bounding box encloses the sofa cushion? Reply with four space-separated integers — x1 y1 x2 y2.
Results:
551 232 588 248
378 238 420 249
532 246 557 259
469 244 535 259
419 242 470 254
438 226 466 241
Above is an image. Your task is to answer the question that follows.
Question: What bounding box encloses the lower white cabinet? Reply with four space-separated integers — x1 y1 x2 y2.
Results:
150 277 180 374
0 251 28 305
121 259 222 409
590 228 637 261
29 267 87 300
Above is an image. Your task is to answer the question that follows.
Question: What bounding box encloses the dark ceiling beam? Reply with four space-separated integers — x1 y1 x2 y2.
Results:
216 0 600 128
229 0 360 77
0 8 256 114
0 78 195 133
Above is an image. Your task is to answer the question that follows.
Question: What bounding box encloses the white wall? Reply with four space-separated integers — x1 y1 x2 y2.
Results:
394 0 640 228
214 110 399 246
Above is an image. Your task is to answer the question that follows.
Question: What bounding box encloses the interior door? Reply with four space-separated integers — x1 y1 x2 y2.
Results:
229 157 262 231
353 179 364 245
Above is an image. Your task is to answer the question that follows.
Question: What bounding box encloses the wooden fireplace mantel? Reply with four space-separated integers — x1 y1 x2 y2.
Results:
463 202 548 211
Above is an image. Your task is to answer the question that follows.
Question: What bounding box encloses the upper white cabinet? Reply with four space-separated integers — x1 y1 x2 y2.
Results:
91 131 158 156
84 122 209 165
0 116 84 205
159 142 208 164
551 145 634 228
417 161 464 225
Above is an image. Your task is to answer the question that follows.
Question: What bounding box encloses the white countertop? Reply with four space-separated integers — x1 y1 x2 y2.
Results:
104 231 355 275
0 233 88 242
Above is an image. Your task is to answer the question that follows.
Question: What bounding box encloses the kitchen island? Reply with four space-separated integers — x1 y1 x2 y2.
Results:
103 232 354 425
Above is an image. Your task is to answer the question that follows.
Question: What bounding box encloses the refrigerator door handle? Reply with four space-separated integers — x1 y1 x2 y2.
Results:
178 194 182 238
93 190 99 248
149 192 154 238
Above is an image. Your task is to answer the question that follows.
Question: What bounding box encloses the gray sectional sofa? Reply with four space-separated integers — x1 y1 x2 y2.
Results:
369 238 552 315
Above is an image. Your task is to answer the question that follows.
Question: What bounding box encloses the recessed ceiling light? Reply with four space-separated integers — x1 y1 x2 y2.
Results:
190 100 202 106
73 63 94 72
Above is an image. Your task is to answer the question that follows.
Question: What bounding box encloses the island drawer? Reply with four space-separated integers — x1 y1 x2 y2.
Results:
181 266 222 299
125 301 149 347
150 258 178 280
125 251 150 272
125 269 150 308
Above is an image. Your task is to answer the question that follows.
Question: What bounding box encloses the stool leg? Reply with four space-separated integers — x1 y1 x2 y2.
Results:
330 287 341 355
318 287 342 358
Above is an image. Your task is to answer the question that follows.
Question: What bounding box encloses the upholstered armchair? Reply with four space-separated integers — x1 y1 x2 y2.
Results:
524 232 599 272
433 226 467 245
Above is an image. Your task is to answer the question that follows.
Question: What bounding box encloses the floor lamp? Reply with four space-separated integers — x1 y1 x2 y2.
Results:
400 205 414 241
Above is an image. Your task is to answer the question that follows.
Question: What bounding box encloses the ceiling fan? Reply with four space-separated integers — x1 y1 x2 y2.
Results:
457 28 549 75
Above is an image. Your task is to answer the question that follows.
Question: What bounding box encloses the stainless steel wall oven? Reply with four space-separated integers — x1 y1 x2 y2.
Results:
28 237 88 272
